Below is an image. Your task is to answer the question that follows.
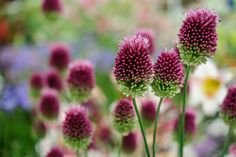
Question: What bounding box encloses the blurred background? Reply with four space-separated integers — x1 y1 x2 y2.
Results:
0 0 236 157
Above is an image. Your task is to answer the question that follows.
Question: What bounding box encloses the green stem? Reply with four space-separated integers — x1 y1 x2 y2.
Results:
152 98 163 157
219 126 234 157
132 97 150 157
179 65 191 157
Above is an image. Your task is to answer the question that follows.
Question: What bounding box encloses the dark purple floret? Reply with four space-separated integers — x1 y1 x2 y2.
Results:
39 88 60 120
45 69 63 92
141 99 156 124
136 28 155 55
30 72 45 90
41 0 62 14
46 147 64 157
122 132 138 153
49 44 70 71
114 35 153 96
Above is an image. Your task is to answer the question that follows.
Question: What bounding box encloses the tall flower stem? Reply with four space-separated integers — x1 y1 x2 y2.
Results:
132 97 150 157
152 98 163 157
179 65 191 157
220 126 234 157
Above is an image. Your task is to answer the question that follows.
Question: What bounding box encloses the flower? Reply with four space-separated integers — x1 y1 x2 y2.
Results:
41 0 62 14
62 107 93 150
32 120 48 137
114 35 153 97
81 99 102 123
66 60 95 101
46 147 64 157
29 72 45 98
136 28 155 55
151 49 184 98
45 69 63 92
178 8 219 66
112 98 136 134
141 99 156 127
121 132 138 154
188 61 231 116
97 125 113 145
39 88 60 120
220 85 236 126
49 44 70 71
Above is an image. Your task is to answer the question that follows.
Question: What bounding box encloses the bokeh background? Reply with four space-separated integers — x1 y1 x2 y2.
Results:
0 0 236 157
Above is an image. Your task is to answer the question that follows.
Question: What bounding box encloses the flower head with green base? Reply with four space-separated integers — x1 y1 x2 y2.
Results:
178 8 219 66
122 132 138 154
141 99 156 127
220 85 236 126
29 72 45 98
62 107 93 150
114 35 153 97
113 98 136 134
151 49 184 98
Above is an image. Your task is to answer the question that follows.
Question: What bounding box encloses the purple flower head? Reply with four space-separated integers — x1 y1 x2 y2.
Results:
220 85 236 125
151 49 184 98
114 35 153 96
174 108 197 137
49 44 71 71
62 107 93 149
66 60 95 101
41 0 62 14
29 72 45 98
81 99 102 123
46 147 64 157
122 132 138 154
39 88 60 120
136 28 155 55
32 120 48 137
113 98 136 133
46 69 63 92
141 99 156 127
97 125 113 145
178 8 219 65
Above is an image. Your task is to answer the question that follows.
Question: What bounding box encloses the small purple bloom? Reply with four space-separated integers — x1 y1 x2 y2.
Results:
136 28 155 55
122 132 138 154
45 69 63 92
46 147 64 157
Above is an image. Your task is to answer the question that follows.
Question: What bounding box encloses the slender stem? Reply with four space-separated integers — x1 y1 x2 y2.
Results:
84 150 88 157
152 98 163 157
132 97 150 157
179 65 191 157
219 126 234 157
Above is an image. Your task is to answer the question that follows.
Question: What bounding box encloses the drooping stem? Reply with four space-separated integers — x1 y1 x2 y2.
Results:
152 98 163 157
179 65 191 157
219 125 234 157
132 97 150 157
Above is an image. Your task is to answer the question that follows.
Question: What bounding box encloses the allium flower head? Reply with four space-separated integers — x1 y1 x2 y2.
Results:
81 99 101 123
41 0 62 14
178 8 219 66
97 125 113 145
136 28 155 55
46 147 64 157
39 88 60 120
62 107 93 150
112 98 136 133
220 85 236 126
174 109 197 139
114 35 153 97
122 132 138 154
141 99 156 127
49 44 70 71
66 60 95 101
151 49 184 98
46 69 63 92
29 72 45 97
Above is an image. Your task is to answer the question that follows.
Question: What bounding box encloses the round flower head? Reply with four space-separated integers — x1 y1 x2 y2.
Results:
46 147 64 157
141 99 156 127
151 49 184 98
122 132 138 154
46 69 63 92
114 35 153 97
39 88 60 120
29 72 45 97
113 98 136 134
49 44 70 71
174 109 197 141
62 107 93 150
97 125 113 145
81 99 101 123
66 60 95 101
32 120 48 137
178 8 219 66
136 28 155 55
220 85 236 126
41 0 62 14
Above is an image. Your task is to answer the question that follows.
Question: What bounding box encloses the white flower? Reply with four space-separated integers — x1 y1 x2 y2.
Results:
188 60 232 116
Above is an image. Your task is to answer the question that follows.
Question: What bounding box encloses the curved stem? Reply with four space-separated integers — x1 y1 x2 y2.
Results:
152 98 163 157
179 65 191 157
220 126 234 157
132 97 150 157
